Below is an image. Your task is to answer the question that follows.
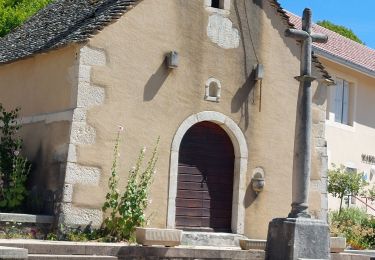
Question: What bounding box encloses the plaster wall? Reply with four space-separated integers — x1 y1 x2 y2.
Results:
0 46 78 210
62 0 328 238
0 46 78 116
319 57 375 212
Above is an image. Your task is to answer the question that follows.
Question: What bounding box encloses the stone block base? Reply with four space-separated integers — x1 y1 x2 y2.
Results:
265 218 330 260
331 237 346 253
136 228 182 247
182 232 246 247
239 239 266 250
0 246 28 259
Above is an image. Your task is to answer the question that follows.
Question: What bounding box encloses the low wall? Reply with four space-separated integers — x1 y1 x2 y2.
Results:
0 213 54 239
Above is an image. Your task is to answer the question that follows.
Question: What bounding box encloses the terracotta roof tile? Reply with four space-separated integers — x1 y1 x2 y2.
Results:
287 12 375 75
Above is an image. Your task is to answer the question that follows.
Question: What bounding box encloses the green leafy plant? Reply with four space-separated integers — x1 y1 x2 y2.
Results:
102 128 159 242
328 164 367 213
0 0 53 37
52 224 102 242
362 185 375 202
0 104 30 211
330 207 375 249
0 222 34 239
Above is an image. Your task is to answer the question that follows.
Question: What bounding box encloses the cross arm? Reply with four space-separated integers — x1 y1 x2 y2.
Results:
311 33 328 43
285 29 309 40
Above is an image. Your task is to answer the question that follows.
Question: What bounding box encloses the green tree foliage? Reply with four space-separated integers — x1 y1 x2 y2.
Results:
317 20 364 45
0 0 53 37
328 164 367 213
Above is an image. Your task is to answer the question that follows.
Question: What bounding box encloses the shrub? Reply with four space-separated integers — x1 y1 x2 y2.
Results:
330 207 375 249
0 104 30 211
328 164 367 213
102 128 159 242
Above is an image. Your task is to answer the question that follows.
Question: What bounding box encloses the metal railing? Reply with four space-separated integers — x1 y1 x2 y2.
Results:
353 196 375 214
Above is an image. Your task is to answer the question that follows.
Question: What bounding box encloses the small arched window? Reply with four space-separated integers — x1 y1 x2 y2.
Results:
205 0 230 11
205 78 221 102
211 0 220 8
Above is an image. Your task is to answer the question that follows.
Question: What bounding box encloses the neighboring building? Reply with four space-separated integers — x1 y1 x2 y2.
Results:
0 0 332 239
289 13 375 214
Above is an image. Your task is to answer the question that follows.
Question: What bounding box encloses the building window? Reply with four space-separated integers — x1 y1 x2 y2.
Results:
205 0 230 11
211 0 221 8
205 78 221 102
333 78 352 125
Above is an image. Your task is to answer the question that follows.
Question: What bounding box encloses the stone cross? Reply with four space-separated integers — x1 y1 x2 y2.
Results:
285 8 328 218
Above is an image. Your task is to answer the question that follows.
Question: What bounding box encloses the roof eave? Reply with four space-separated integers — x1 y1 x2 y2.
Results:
313 47 375 79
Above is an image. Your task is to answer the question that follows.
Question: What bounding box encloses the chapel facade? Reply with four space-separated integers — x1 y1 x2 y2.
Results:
0 0 332 238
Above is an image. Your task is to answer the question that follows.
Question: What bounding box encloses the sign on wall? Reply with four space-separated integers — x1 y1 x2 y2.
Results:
362 154 375 165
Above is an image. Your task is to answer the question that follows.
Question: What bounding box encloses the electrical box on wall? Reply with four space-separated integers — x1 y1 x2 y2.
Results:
167 51 179 69
254 64 264 80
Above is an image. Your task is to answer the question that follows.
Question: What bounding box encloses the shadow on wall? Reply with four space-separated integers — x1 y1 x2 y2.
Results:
231 70 256 130
244 178 258 208
143 58 170 101
232 0 263 131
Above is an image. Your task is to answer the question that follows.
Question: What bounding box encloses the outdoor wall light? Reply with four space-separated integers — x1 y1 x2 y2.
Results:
251 167 265 194
254 63 264 81
167 51 179 69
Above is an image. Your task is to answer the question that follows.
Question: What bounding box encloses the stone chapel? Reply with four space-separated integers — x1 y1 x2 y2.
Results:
0 0 332 239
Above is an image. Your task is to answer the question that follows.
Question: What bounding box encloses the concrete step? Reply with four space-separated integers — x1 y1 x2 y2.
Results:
0 239 125 256
0 246 28 259
0 239 266 260
28 255 118 260
181 232 247 247
118 246 264 260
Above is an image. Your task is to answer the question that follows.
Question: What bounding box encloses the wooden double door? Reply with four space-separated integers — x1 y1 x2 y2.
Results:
176 121 235 232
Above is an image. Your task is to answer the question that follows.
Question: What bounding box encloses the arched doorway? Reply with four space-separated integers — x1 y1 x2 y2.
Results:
167 111 248 234
175 121 235 232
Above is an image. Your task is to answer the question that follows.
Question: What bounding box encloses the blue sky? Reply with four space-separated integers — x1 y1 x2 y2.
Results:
278 0 375 49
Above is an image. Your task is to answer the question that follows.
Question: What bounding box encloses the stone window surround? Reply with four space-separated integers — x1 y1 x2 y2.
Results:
167 111 248 234
204 78 221 102
204 0 231 15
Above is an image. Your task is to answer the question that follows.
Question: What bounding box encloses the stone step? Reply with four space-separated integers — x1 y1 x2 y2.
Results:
0 246 28 259
0 239 265 260
118 246 264 260
0 239 125 256
28 255 118 260
181 232 247 247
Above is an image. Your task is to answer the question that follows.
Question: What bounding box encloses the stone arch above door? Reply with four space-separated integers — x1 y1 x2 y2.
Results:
167 111 248 234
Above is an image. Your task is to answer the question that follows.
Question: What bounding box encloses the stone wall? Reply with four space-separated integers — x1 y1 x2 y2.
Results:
59 46 107 227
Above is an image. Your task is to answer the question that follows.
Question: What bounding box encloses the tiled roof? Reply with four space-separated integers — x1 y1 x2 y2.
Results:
287 12 375 76
0 0 332 81
0 0 139 64
266 1 332 81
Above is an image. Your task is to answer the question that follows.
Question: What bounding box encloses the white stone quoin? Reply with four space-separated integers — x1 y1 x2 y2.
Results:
136 228 183 247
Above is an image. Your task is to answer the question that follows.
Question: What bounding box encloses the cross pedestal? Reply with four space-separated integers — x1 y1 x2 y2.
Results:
266 218 329 260
265 8 330 260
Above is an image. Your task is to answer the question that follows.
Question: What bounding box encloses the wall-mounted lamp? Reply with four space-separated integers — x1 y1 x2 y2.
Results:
167 51 179 69
251 167 265 194
254 64 264 81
